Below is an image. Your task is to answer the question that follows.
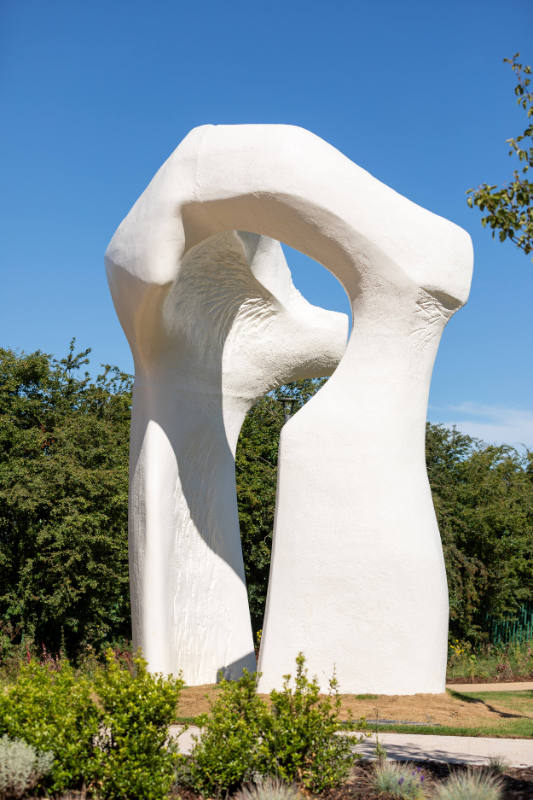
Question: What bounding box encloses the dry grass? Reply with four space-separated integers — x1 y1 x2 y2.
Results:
176 686 533 732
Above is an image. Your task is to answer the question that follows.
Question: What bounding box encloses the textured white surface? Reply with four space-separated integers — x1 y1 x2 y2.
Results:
105 132 347 685
106 124 472 692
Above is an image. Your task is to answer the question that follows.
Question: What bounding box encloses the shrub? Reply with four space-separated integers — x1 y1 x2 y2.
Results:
0 735 54 799
181 654 356 797
0 650 184 799
260 653 355 792
182 669 268 797
0 658 99 794
373 761 426 799
434 768 503 800
91 650 184 800
233 777 301 800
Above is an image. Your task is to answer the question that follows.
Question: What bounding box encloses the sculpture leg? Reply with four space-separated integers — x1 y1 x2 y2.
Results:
129 373 256 683
123 233 347 684
258 284 452 694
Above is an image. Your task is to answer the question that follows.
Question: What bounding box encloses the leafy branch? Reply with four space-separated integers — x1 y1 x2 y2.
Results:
467 53 533 259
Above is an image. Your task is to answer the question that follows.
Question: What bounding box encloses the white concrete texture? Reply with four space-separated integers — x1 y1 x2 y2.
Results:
106 124 473 692
105 131 348 685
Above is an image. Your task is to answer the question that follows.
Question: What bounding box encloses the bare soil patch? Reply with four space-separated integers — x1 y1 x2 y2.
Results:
177 686 533 730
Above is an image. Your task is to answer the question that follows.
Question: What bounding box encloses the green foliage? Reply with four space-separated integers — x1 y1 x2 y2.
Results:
0 658 99 794
373 761 426 799
183 669 267 797
426 424 533 643
236 379 325 635
260 653 354 792
0 735 54 799
0 342 132 657
91 650 184 800
182 653 354 797
0 652 183 799
434 768 503 800
467 54 532 259
0 342 531 661
238 381 533 647
447 639 533 681
233 777 301 800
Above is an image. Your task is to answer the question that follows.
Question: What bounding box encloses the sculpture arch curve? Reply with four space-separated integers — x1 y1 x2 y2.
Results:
106 124 473 691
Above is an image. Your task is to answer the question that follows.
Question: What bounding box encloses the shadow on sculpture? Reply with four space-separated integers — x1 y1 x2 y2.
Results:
106 123 473 693
107 222 346 685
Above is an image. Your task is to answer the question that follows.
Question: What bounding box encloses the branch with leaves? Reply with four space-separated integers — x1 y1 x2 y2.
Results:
467 54 532 259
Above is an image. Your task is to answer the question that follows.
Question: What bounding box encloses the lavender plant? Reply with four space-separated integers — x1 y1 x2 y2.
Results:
0 735 54 799
373 761 426 799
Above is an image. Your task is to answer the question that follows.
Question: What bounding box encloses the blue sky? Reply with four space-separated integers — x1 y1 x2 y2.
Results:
1 0 532 447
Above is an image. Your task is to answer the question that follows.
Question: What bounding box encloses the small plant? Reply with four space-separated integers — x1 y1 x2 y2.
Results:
260 653 356 792
180 654 356 797
434 768 503 800
0 735 54 799
0 657 99 794
91 649 184 800
373 761 426 799
233 777 301 800
181 669 267 797
487 755 509 774
373 706 387 763
0 649 184 799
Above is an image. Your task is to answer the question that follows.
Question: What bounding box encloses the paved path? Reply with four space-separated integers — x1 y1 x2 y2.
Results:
169 726 533 768
447 682 533 692
354 731 533 767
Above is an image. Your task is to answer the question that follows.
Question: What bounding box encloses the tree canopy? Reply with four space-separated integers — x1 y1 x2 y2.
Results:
0 342 132 657
238 384 533 644
467 54 533 259
0 345 531 658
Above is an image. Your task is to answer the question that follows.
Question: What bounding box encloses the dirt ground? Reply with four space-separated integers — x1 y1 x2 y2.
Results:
177 685 533 730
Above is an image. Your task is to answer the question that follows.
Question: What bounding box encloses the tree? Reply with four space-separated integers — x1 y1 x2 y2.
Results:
0 342 132 657
237 384 533 644
1 343 530 656
235 379 326 635
426 424 532 642
467 54 533 259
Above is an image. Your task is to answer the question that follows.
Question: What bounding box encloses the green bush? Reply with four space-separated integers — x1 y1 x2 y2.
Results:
183 669 267 797
91 650 184 800
0 658 99 794
260 654 354 792
0 735 54 799
181 653 356 797
0 651 184 799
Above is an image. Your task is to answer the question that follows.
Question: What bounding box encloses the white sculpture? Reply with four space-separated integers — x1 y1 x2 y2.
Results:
106 124 473 693
106 179 347 685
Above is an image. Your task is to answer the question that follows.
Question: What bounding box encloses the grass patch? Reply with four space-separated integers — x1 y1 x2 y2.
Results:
446 640 533 683
342 719 533 738
175 687 533 738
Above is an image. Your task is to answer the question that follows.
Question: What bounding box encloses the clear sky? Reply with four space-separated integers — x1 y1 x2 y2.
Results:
1 0 532 447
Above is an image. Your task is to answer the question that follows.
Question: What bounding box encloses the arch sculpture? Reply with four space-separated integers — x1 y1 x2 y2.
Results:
106 124 473 693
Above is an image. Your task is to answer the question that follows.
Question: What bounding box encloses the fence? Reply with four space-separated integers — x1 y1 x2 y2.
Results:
485 603 533 646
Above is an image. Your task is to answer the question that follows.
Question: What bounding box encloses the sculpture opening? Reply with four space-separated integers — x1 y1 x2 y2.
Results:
106 123 473 692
